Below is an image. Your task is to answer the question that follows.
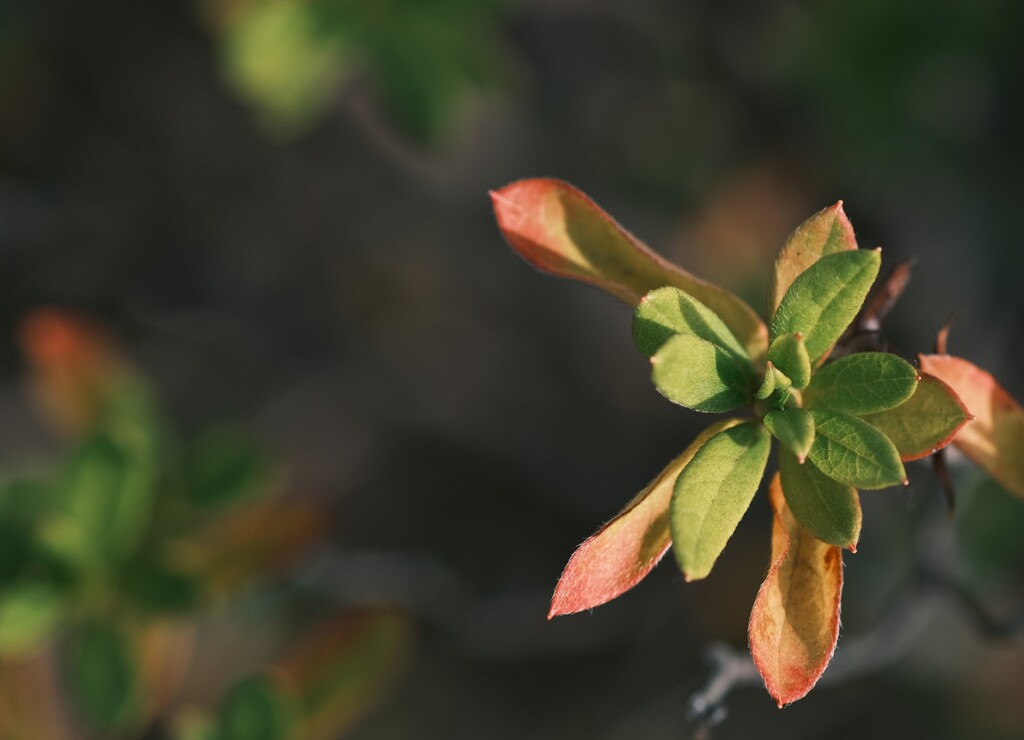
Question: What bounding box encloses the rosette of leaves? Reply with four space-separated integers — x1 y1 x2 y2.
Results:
491 179 1024 706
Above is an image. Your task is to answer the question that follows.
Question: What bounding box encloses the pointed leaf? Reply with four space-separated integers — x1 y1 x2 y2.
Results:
918 355 1024 497
670 422 771 581
778 449 861 549
633 286 751 363
767 333 811 389
763 409 815 462
862 373 972 461
803 352 918 416
651 334 753 413
807 409 906 489
549 420 743 617
770 249 881 364
750 473 843 707
67 622 136 730
755 363 792 401
769 202 858 313
491 179 768 360
219 675 291 740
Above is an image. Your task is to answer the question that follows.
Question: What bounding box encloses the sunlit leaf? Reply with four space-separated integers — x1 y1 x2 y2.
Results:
754 363 792 401
549 419 743 617
803 352 918 416
778 449 861 549
219 675 291 740
749 473 843 707
632 287 751 364
280 612 413 740
762 408 815 462
651 334 753 413
767 333 811 389
807 409 906 489
670 423 771 581
862 373 971 461
918 354 1024 497
67 622 136 731
768 201 858 313
491 179 768 360
0 583 64 657
770 249 881 364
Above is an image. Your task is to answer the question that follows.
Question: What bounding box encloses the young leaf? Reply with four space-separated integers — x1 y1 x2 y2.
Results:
807 409 906 489
768 201 858 313
633 286 751 363
763 409 815 462
549 419 743 617
490 179 768 360
861 373 971 461
651 334 753 413
670 423 771 581
749 473 843 707
778 449 861 549
803 352 918 416
770 249 881 364
767 333 811 389
754 363 792 401
918 355 1024 497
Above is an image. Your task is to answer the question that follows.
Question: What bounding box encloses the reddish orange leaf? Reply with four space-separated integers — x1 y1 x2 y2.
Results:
749 473 843 707
491 179 767 361
768 201 857 313
918 354 1024 497
549 419 741 618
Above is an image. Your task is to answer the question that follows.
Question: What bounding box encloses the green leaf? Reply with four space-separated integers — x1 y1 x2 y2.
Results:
778 449 861 549
767 333 812 389
754 363 792 401
633 287 751 363
219 675 291 740
769 202 858 313
491 179 769 361
186 428 272 508
651 334 753 413
120 558 199 616
807 410 906 489
763 409 815 462
862 373 972 461
804 352 918 416
670 422 771 580
67 622 136 730
770 250 881 364
0 583 65 657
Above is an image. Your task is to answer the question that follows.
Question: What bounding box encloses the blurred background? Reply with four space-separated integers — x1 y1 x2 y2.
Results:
1 1 1023 738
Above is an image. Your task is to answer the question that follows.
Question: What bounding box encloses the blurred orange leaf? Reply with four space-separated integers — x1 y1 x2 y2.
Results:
749 473 842 707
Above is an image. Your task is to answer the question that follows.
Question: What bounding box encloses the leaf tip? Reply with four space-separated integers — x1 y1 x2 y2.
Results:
901 477 910 487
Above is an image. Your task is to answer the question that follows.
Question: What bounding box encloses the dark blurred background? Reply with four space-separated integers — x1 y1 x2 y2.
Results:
1 1 1023 738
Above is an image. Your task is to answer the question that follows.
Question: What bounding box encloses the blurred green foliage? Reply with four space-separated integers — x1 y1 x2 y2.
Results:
206 0 513 143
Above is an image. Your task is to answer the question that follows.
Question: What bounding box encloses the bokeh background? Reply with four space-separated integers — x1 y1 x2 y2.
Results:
1 1 1023 738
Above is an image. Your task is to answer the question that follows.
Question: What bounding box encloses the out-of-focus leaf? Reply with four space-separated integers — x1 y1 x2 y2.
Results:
770 249 881 364
632 286 751 363
120 558 198 616
219 675 291 740
754 362 792 401
44 433 156 573
651 334 753 413
778 449 861 549
67 622 136 731
808 410 906 489
803 352 918 415
749 473 843 707
767 333 811 389
862 373 971 461
280 612 413 740
918 354 1024 497
670 423 771 581
185 428 273 508
0 583 64 657
768 202 858 313
490 179 768 360
549 419 743 617
762 408 815 462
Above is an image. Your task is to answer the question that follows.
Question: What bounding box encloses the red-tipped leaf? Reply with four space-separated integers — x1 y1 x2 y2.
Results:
749 473 843 707
491 179 767 361
549 419 741 618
